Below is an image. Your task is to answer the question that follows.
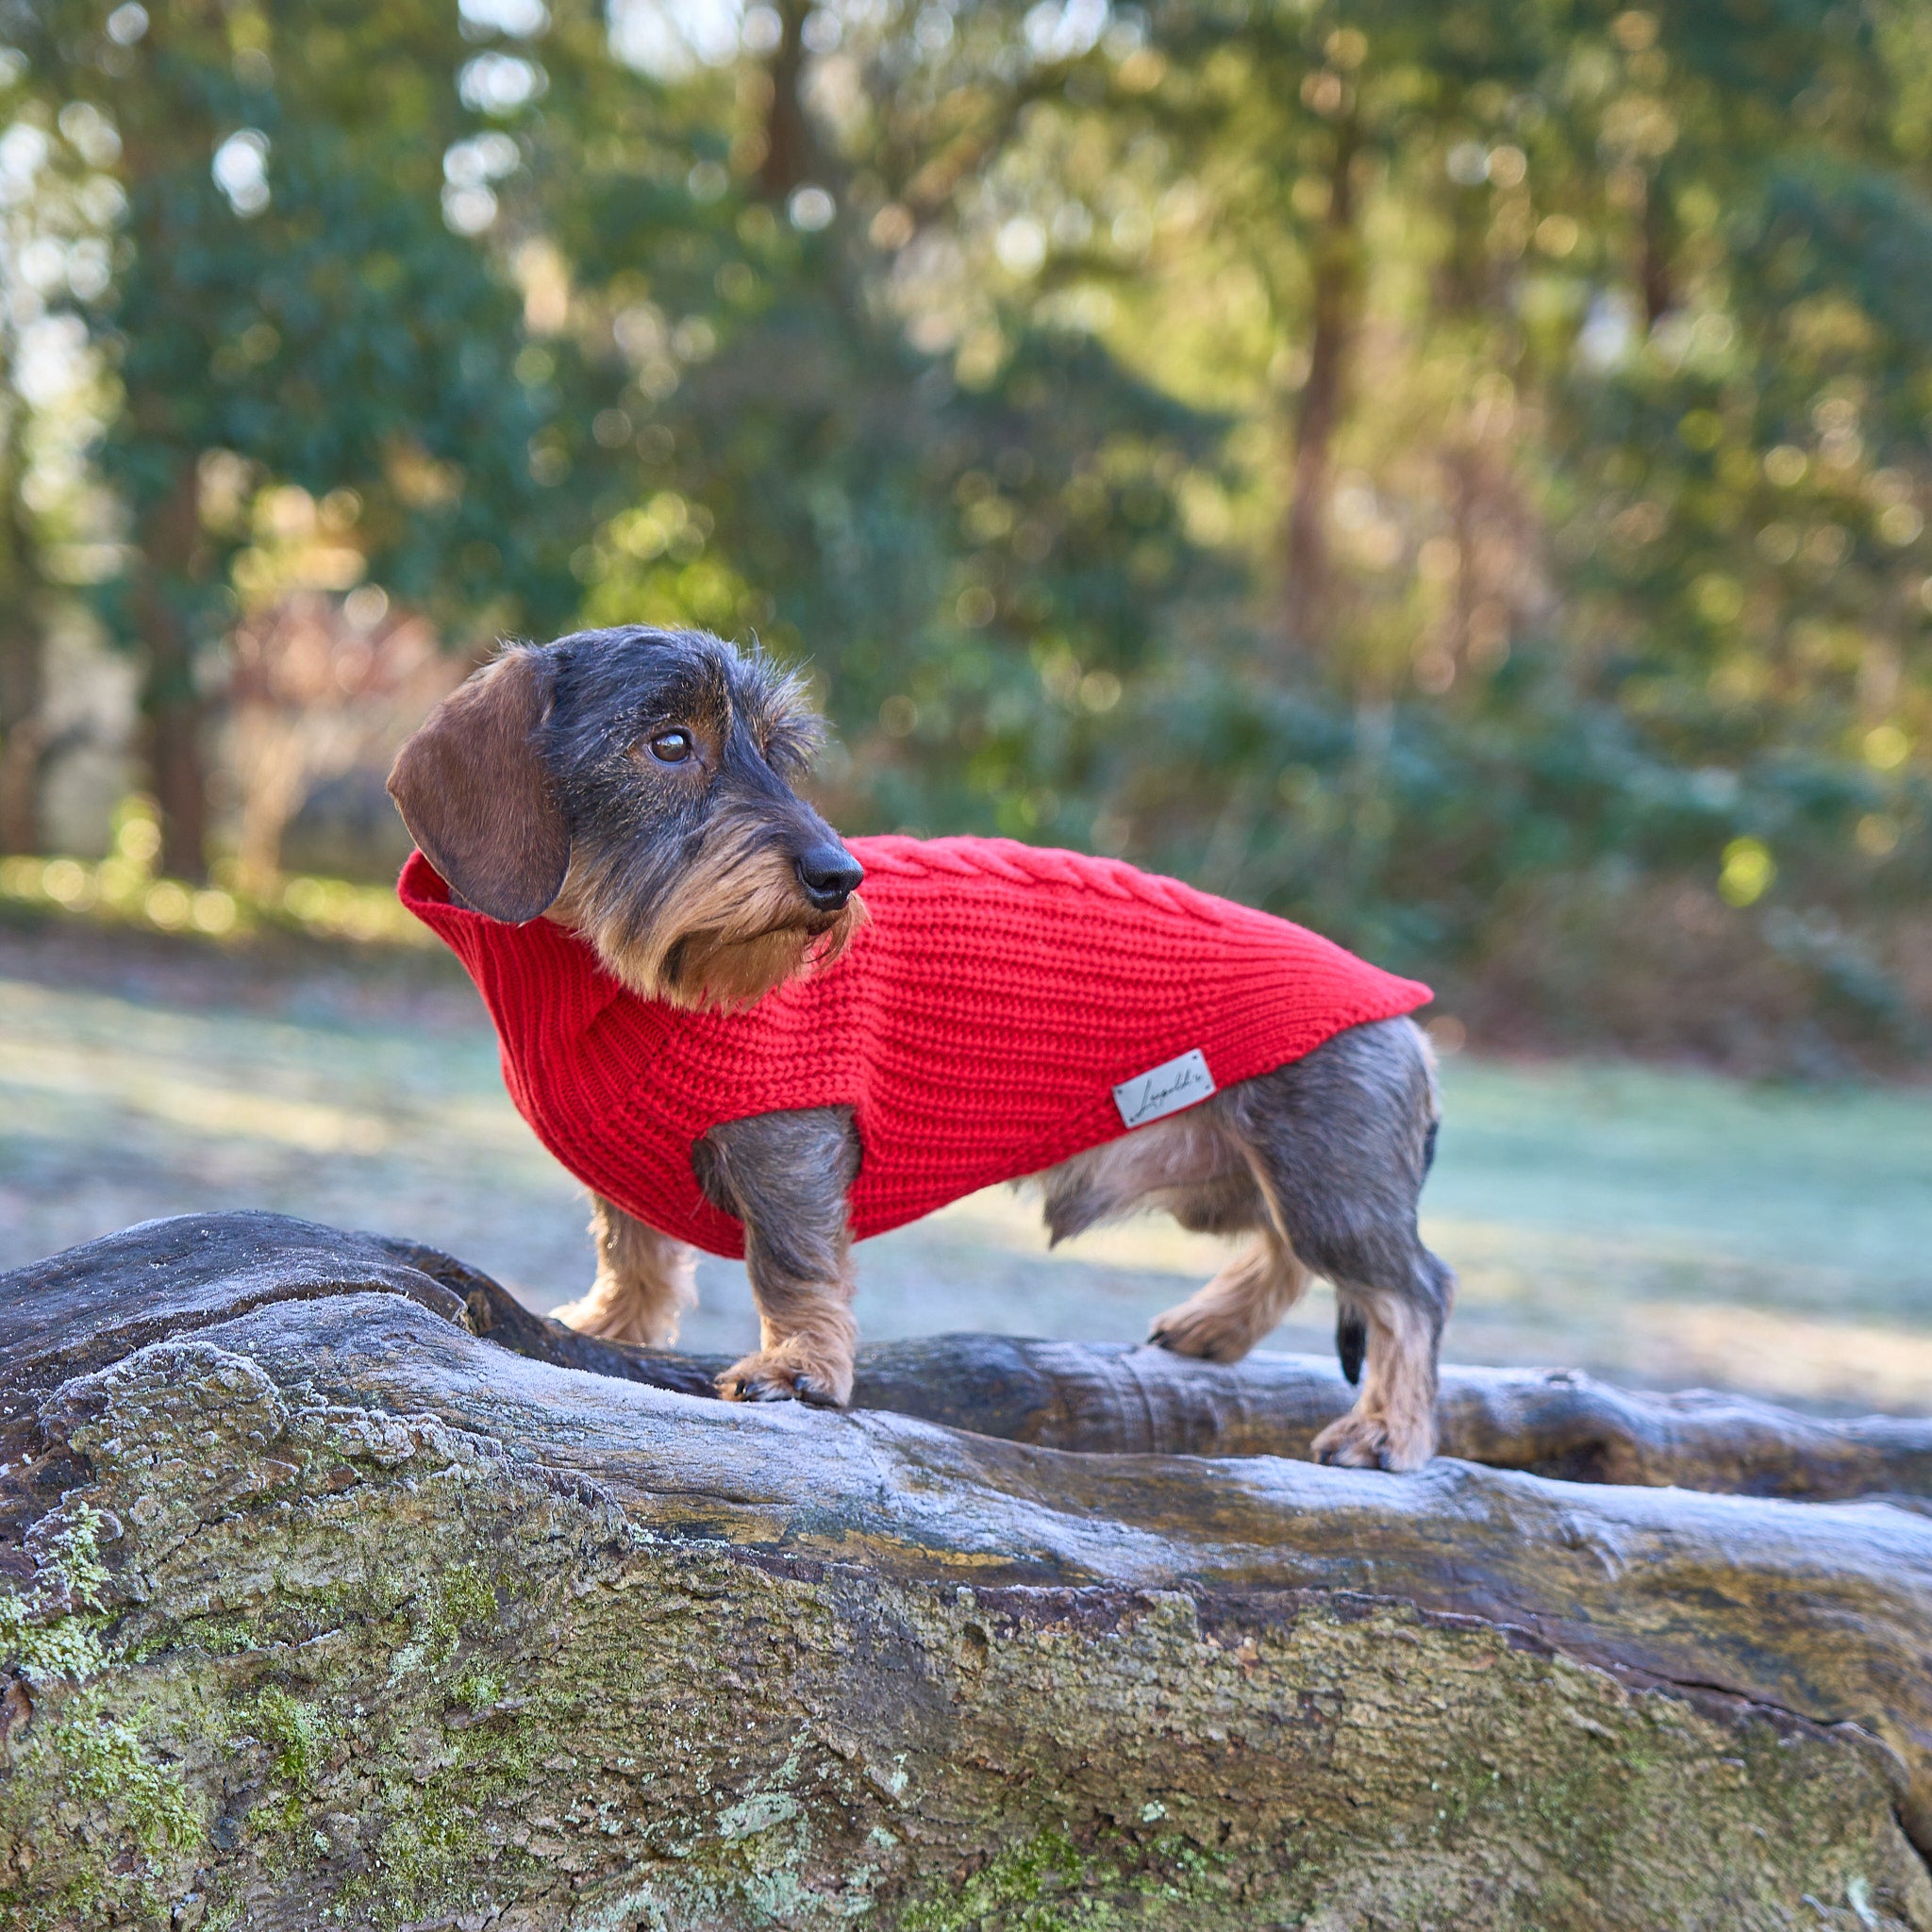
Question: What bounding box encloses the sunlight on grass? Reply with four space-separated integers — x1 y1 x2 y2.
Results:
0 805 431 952
1638 1305 1932 1410
4 1036 393 1154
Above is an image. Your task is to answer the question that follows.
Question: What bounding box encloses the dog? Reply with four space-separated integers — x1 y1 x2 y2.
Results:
389 625 1454 1471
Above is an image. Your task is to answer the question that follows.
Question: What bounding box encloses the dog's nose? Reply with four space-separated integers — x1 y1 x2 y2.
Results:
795 843 864 912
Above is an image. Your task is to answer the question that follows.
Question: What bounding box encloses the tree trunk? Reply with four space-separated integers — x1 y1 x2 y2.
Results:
455 1274 1932 1504
5 1212 1932 1931
135 468 211 882
757 0 814 204
229 714 309 896
1282 115 1363 656
1640 171 1674 328
0 403 45 856
144 691 209 882
0 625 45 858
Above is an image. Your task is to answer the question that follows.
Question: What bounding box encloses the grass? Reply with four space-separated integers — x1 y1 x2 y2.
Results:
2 919 1928 1414
0 801 434 951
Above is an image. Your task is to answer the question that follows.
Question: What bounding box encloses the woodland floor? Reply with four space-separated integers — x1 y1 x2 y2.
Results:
4 915 1929 1416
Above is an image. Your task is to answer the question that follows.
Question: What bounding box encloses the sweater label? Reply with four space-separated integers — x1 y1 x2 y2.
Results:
1113 1049 1216 1130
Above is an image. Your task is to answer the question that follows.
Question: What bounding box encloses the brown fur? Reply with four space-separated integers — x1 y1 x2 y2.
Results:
556 811 866 1012
692 1106 860 1406
1144 1224 1313 1364
385 650 569 924
722 1286 859 1407
1139 1135 1314 1361
1031 1064 1448 1466
552 1196 698 1345
1036 1109 1236 1233
1310 1291 1445 1473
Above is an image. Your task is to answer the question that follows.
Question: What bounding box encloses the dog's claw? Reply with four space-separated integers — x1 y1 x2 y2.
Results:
1310 1408 1432 1474
721 1373 799 1404
716 1348 852 1408
1142 1311 1245 1363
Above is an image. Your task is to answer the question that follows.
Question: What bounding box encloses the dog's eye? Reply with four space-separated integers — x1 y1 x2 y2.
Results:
646 729 693 765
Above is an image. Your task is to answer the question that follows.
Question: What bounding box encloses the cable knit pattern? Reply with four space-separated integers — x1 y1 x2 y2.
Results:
399 836 1431 1258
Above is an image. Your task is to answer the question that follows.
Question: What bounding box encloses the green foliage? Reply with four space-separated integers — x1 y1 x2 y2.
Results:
14 0 604 640
106 122 576 625
0 0 1925 1058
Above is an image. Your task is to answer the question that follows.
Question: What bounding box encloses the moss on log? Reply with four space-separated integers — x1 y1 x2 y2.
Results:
3 1213 1930 1931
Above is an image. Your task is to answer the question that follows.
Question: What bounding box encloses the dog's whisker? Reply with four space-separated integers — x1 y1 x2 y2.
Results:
568 814 861 1011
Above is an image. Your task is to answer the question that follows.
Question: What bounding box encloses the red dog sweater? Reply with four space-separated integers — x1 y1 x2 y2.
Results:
400 837 1430 1258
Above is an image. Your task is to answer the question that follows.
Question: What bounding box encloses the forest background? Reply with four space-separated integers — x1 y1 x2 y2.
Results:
1 0 1929 1074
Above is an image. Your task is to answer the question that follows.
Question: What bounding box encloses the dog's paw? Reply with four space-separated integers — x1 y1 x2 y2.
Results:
553 1283 680 1347
1145 1295 1254 1365
1310 1407 1433 1474
717 1342 851 1408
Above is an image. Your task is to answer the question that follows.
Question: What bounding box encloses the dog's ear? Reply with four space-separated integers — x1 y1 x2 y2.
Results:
388 648 570 922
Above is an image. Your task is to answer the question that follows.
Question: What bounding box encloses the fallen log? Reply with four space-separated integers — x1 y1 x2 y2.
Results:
3 1212 1930 1930
454 1236 1932 1505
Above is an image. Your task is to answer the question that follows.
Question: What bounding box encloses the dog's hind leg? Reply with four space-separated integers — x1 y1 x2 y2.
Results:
554 1196 698 1346
1224 1016 1454 1473
694 1106 861 1407
1041 1102 1307 1362
1315 1284 1449 1472
1146 1218 1313 1363
1041 1111 1309 1359
1034 1108 1233 1246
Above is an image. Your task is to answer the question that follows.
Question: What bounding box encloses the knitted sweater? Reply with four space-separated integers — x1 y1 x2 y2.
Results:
399 837 1430 1258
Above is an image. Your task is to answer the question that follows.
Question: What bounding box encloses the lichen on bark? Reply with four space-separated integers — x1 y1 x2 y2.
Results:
4 1215 1932 1930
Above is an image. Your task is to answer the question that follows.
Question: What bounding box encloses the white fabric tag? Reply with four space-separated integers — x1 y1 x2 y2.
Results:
1112 1048 1216 1130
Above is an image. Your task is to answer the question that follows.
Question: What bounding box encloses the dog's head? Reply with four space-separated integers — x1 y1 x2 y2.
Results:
388 625 864 1009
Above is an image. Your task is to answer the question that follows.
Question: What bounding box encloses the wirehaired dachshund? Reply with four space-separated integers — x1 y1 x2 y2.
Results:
388 626 1454 1470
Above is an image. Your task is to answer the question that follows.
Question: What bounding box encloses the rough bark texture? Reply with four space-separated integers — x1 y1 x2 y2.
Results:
458 1274 1932 1507
3 1213 1930 1931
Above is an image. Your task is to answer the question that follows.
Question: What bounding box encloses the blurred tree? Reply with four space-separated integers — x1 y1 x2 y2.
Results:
1537 0 1932 985
1014 0 1557 659
531 0 1231 847
976 0 1931 1051
0 53 53 855
0 0 1924 1063
0 329 45 855
226 590 456 891
8 0 604 875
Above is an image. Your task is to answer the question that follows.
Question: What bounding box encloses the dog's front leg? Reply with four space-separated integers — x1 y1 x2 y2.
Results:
554 1196 698 1345
694 1107 860 1407
725 1239 857 1407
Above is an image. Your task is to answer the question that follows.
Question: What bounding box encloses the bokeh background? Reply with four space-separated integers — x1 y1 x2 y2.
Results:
0 0 1927 1407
